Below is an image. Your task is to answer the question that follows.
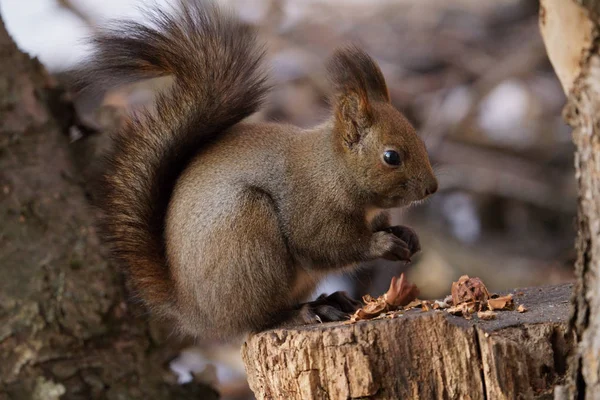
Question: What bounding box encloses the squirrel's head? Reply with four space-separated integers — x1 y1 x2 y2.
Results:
328 46 438 208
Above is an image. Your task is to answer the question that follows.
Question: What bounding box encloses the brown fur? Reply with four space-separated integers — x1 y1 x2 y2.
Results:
76 1 268 316
81 0 437 340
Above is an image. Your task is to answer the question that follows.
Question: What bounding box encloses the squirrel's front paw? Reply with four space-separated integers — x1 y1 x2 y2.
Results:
369 230 413 262
384 225 421 257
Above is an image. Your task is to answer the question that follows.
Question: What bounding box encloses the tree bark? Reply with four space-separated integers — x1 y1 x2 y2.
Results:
539 1 600 398
243 284 573 399
0 12 216 400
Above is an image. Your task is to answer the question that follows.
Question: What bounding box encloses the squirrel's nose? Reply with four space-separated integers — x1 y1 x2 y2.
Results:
424 180 438 197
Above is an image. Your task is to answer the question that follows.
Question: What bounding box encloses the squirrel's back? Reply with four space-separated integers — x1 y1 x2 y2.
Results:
77 0 269 314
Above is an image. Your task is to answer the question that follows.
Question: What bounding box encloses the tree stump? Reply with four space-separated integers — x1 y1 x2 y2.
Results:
243 284 573 399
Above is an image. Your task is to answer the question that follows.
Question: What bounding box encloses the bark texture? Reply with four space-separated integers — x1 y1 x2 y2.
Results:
0 13 216 400
243 284 573 399
539 1 600 398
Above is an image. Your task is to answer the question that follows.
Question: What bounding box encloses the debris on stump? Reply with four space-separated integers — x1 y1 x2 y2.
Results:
477 310 497 320
451 275 490 306
517 304 528 313
349 274 529 322
350 273 419 322
488 294 515 311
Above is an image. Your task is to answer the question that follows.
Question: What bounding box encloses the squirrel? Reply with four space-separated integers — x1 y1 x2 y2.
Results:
77 0 438 340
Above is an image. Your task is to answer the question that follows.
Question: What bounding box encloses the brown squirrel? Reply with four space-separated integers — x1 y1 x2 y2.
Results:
78 0 438 340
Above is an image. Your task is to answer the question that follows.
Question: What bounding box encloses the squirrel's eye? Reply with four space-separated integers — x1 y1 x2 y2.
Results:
383 150 402 166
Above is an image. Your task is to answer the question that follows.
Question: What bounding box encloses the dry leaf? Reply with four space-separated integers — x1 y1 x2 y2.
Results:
447 301 477 317
463 302 477 315
351 273 419 321
362 301 387 315
517 304 527 313
488 294 514 311
352 299 386 321
404 299 423 310
421 301 431 312
447 306 462 315
477 310 497 320
384 273 420 307
362 294 376 303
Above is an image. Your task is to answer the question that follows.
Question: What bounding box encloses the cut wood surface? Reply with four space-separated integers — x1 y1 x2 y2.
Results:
243 283 573 400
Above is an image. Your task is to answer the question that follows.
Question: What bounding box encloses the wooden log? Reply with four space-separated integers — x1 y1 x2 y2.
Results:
243 283 573 399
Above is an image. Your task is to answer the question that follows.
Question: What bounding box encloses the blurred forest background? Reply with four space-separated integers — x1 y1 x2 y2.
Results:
0 0 574 398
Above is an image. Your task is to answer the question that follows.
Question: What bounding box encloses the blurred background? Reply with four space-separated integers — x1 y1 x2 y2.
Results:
0 0 574 398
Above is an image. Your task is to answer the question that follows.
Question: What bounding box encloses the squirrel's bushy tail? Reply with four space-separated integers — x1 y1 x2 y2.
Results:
77 0 268 313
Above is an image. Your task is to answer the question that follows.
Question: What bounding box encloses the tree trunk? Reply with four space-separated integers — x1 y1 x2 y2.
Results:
539 1 600 398
0 12 216 400
243 284 573 399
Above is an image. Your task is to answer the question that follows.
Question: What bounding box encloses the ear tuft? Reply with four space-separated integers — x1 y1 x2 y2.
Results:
327 46 390 104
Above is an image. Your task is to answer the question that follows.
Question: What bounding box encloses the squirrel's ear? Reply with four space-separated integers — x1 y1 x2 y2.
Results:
328 46 390 146
334 89 373 146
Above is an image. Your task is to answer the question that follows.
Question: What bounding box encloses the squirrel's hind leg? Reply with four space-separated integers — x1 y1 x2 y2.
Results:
231 188 362 332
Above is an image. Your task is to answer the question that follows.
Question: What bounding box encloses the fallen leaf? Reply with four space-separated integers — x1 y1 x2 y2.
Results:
488 294 514 311
404 299 423 310
421 301 431 312
463 302 477 315
477 310 497 320
517 304 528 313
447 306 462 315
351 273 419 321
447 301 477 317
384 273 420 307
352 299 387 321
362 294 376 303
